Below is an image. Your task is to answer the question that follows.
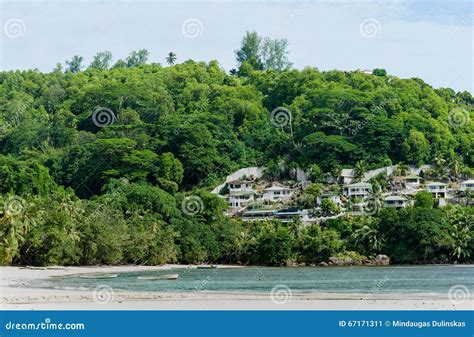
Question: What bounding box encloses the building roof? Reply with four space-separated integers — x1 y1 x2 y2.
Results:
242 210 275 215
340 169 354 177
274 211 301 216
229 190 256 196
404 175 422 180
320 192 339 197
461 179 474 184
227 179 253 184
264 185 292 191
426 182 447 186
345 182 372 188
384 195 407 201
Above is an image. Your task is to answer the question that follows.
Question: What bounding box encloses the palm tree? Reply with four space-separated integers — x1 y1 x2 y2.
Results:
351 224 384 255
166 52 177 65
354 160 367 181
395 163 409 176
365 185 383 214
0 196 35 265
448 155 462 180
433 153 447 177
450 224 471 261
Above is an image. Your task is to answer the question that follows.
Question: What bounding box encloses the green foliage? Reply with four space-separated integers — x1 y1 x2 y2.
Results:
0 41 472 266
90 51 113 70
235 31 292 72
414 190 434 209
372 68 387 76
65 55 83 73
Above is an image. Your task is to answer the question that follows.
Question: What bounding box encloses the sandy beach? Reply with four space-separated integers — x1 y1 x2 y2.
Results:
1 265 472 311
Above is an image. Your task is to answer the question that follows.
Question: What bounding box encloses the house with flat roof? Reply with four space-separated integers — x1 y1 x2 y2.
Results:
403 175 423 186
342 182 372 199
426 182 447 199
227 180 254 193
262 185 294 202
241 209 275 221
383 195 408 208
460 179 474 192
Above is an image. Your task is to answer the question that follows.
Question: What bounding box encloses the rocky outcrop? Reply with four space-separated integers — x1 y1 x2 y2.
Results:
375 254 390 266
327 255 390 266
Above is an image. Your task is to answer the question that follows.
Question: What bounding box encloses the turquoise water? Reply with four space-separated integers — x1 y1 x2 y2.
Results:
39 265 474 294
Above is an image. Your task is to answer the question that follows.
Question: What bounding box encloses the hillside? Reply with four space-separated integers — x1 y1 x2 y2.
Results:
0 56 473 266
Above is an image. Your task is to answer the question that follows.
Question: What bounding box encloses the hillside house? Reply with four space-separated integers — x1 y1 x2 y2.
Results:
342 182 372 199
460 180 474 192
262 185 294 202
383 195 408 208
426 182 447 199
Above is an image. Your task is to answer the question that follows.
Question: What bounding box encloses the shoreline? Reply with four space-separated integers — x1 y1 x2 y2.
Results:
1 265 472 310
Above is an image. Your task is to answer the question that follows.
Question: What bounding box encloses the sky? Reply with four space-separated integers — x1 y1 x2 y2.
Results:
0 0 472 92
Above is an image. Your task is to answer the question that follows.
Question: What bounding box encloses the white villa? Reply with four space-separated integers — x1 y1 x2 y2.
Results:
227 180 256 208
224 179 295 209
262 185 294 202
460 180 474 192
426 182 447 199
228 190 256 208
383 195 408 208
342 182 372 199
403 175 423 186
228 180 253 192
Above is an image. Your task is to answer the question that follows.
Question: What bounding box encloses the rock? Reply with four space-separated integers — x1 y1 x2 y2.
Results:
319 262 328 267
298 263 306 267
343 258 354 265
286 260 296 267
375 254 390 265
328 257 343 265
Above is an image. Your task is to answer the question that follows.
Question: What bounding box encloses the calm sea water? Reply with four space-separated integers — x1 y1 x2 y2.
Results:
39 265 474 294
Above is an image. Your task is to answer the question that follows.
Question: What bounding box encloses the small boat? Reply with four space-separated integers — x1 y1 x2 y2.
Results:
79 273 118 279
137 274 179 281
196 265 218 269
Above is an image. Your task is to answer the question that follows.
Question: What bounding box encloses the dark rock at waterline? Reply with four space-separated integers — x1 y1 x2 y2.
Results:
327 255 390 266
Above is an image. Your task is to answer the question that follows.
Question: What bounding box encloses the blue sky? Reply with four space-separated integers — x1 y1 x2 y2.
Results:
1 0 472 92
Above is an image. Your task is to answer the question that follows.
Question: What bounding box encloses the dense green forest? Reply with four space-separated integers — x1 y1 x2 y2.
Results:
0 32 473 266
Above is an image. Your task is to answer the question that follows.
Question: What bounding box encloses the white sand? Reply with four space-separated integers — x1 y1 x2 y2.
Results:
1 266 472 310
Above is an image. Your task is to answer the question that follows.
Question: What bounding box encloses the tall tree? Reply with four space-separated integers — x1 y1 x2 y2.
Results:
166 52 177 65
261 37 292 71
126 49 149 67
90 51 113 70
235 31 263 70
65 55 84 73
